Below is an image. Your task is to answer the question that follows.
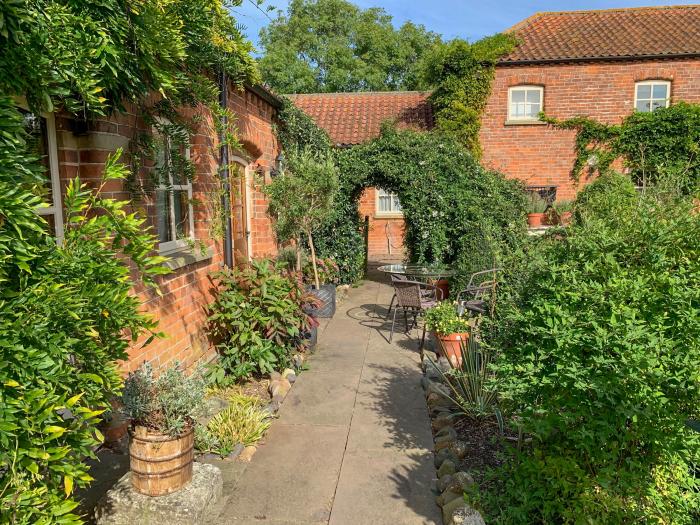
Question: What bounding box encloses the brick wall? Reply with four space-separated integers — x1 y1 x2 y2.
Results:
53 86 280 373
358 187 406 260
480 58 700 200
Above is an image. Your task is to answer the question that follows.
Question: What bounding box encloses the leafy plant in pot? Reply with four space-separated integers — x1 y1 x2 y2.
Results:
547 199 574 226
265 148 339 317
122 363 205 496
424 301 471 367
526 192 548 228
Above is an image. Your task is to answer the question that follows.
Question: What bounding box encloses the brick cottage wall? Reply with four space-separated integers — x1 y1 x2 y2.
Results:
358 187 406 260
52 86 280 374
480 58 700 201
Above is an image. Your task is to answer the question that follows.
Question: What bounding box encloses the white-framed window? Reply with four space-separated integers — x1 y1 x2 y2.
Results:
634 80 671 112
376 188 402 217
508 85 543 121
19 107 64 242
154 123 194 254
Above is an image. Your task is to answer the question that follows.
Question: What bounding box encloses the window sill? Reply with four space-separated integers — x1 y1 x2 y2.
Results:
374 212 404 219
504 119 547 126
162 246 214 271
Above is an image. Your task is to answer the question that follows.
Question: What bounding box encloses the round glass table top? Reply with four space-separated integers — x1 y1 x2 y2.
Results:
376 263 455 278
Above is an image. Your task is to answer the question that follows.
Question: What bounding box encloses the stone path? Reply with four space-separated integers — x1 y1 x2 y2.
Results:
209 270 440 524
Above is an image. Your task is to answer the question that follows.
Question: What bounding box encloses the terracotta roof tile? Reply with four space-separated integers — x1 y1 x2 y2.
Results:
503 5 700 63
287 91 434 146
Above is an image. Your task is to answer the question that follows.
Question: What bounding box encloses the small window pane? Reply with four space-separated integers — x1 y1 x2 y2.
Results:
526 90 540 103
511 90 525 103
173 190 190 239
651 100 666 111
527 103 540 117
652 84 667 99
157 190 172 243
636 100 651 112
637 84 652 99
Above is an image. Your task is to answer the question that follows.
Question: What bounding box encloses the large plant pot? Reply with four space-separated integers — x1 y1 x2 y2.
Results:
129 425 194 496
527 212 546 228
305 284 336 318
437 332 469 368
435 279 450 301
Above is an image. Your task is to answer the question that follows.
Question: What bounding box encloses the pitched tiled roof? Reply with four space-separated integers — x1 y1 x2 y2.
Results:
287 91 434 146
502 5 700 64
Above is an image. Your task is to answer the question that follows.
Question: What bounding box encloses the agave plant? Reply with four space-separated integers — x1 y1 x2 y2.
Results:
428 335 503 432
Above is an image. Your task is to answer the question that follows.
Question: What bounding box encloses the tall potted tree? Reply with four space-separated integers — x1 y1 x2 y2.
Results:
266 148 339 317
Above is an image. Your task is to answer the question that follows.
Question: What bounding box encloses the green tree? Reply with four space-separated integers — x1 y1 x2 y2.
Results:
258 0 441 93
265 149 339 288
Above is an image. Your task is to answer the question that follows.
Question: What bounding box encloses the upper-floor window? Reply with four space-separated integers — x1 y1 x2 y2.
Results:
20 108 64 242
634 80 670 112
508 86 543 121
154 123 194 254
376 188 402 217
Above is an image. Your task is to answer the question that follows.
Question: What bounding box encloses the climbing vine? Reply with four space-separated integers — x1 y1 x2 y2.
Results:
542 102 700 192
422 34 518 157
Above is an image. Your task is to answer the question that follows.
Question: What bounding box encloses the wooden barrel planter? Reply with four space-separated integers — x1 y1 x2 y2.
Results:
129 425 194 496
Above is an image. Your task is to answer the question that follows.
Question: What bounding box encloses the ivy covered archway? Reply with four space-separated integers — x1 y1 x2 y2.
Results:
312 125 529 286
275 98 529 286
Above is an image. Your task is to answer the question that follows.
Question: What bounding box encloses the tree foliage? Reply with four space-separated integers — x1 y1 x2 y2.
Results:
421 34 518 156
0 101 167 523
483 177 700 523
0 0 258 115
258 0 441 93
543 102 700 192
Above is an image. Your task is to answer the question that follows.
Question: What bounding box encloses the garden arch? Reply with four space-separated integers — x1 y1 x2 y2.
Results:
313 127 529 286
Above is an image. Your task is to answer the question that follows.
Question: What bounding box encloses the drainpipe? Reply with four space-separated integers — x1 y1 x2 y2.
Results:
219 69 233 268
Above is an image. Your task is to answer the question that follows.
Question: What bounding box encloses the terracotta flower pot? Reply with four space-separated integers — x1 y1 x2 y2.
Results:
129 425 194 496
435 279 450 301
527 212 546 228
437 332 469 368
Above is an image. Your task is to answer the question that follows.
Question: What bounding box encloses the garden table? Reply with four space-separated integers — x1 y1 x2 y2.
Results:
376 263 456 282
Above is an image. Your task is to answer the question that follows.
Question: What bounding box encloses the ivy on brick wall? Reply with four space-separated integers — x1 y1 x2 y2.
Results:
542 102 700 192
421 34 518 157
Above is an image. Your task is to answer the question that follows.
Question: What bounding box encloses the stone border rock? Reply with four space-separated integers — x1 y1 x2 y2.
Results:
421 351 487 525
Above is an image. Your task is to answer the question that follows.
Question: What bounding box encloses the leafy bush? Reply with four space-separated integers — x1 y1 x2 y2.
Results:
207 260 317 382
303 256 339 285
425 301 470 336
122 363 205 437
195 391 270 456
483 182 700 523
0 101 166 524
573 171 638 224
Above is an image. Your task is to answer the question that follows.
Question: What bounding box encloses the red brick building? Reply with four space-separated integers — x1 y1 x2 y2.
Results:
291 5 700 258
481 5 700 201
289 91 433 259
27 82 282 372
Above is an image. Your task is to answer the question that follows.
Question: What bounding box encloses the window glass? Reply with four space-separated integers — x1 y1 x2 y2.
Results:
509 87 542 120
377 188 402 214
635 81 670 113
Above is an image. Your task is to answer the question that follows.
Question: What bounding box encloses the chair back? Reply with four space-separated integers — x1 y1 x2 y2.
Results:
391 276 423 309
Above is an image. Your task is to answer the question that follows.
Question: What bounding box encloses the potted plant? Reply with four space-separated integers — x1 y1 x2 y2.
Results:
265 148 339 317
424 301 471 367
548 199 574 226
302 256 340 318
122 362 205 496
526 192 548 228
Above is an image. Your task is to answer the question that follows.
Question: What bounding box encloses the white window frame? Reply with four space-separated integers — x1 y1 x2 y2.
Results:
634 80 671 113
375 188 403 218
18 104 64 243
507 85 544 122
154 120 195 255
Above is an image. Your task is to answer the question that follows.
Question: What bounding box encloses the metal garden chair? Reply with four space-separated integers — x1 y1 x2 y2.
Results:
455 268 499 318
388 275 443 350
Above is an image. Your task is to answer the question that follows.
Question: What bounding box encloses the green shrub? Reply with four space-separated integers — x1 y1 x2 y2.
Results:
483 184 700 523
573 171 637 224
425 301 470 336
122 363 205 437
207 260 316 382
0 101 166 524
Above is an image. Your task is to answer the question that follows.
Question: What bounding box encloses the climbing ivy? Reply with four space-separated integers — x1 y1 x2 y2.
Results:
422 34 518 157
542 102 700 192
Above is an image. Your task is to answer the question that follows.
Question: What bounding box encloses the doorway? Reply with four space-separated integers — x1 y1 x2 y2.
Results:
231 160 251 265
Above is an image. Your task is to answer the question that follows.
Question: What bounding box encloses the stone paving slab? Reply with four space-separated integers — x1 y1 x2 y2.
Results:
212 275 439 524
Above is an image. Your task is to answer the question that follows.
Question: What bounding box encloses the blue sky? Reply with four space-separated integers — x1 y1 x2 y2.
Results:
232 0 695 49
